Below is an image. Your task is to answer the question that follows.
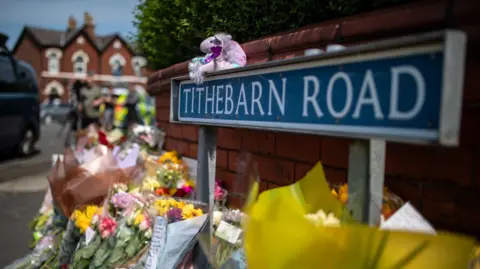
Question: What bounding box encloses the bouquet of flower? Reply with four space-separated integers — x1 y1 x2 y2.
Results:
243 162 477 269
69 205 104 268
330 182 404 220
209 208 245 268
214 179 228 210
142 151 195 198
57 205 103 266
141 198 208 269
84 184 153 269
29 189 55 248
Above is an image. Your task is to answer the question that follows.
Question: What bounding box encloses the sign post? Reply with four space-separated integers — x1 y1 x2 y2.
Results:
170 29 467 233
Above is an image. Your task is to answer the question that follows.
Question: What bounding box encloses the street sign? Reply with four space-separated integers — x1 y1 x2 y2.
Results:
171 31 466 146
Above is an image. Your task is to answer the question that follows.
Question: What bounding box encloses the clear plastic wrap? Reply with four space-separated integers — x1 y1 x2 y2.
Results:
141 198 209 269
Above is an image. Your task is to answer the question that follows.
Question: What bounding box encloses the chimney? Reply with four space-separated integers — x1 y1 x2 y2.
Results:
67 16 77 33
83 12 95 40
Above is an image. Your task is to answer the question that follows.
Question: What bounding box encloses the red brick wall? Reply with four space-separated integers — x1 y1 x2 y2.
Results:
100 39 135 76
62 33 99 74
13 35 42 90
148 0 480 239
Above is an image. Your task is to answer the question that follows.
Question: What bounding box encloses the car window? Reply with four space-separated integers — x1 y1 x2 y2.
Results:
17 63 38 93
0 55 16 83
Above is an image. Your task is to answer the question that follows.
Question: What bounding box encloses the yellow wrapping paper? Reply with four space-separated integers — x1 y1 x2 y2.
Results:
244 162 476 269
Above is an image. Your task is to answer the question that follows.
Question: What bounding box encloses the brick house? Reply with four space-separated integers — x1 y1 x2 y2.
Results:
12 12 149 102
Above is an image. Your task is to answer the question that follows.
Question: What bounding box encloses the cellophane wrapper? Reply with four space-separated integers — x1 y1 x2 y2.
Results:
48 148 136 218
137 199 208 269
243 162 476 269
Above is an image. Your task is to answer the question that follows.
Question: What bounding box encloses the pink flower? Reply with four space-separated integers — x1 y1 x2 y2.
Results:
99 216 117 238
214 185 226 201
181 184 194 194
139 215 151 231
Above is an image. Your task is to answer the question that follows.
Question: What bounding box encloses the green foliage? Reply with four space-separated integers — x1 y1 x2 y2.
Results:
133 0 410 70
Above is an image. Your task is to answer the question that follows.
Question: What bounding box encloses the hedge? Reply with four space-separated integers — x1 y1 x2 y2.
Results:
133 0 412 70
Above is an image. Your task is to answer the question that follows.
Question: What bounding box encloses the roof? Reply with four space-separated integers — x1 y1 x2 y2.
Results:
18 25 134 53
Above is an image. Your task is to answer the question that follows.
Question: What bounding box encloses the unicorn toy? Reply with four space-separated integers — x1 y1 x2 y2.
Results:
188 33 247 84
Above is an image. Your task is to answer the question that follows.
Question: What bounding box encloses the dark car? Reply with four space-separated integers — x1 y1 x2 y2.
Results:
0 33 40 156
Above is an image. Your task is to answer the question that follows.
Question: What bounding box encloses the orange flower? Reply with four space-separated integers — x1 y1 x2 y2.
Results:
155 188 170 196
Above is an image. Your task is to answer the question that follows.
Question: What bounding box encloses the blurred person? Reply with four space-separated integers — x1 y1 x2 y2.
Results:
125 84 139 127
102 85 115 131
78 72 102 129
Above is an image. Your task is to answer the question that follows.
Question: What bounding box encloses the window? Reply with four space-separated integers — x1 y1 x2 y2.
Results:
132 56 147 77
109 53 126 76
112 59 123 76
48 53 59 73
74 56 86 74
44 80 64 103
71 50 89 74
45 48 63 73
133 62 142 77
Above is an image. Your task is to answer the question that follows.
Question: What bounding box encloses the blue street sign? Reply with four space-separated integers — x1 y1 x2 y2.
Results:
172 31 466 146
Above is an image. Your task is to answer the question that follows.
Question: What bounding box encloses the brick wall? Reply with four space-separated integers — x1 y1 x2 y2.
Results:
148 0 480 239
62 33 99 74
100 39 135 76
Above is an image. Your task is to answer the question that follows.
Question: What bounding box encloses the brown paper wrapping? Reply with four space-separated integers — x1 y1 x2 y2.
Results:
48 147 138 218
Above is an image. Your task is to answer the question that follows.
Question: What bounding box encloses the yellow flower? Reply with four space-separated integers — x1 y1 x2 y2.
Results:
181 204 203 220
85 205 99 219
71 205 101 233
75 214 91 233
134 213 145 226
158 151 182 164
176 200 186 209
72 209 82 220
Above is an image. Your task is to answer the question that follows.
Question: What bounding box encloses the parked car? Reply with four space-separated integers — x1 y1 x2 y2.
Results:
41 101 73 125
0 33 40 156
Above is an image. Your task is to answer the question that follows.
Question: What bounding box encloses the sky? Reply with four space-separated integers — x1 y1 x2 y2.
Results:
0 0 140 49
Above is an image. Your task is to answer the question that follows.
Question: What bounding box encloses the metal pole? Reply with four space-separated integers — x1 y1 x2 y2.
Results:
369 140 386 225
194 125 217 267
347 139 385 225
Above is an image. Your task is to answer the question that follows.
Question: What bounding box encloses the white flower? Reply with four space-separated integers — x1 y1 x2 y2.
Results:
213 211 223 226
125 212 136 226
91 214 99 226
144 228 152 239
176 179 187 189
305 209 340 227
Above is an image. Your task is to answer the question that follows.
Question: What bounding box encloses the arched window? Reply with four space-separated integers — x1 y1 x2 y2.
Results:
132 56 147 77
74 56 85 74
71 50 90 74
45 48 63 73
109 53 126 76
44 80 65 102
112 59 123 76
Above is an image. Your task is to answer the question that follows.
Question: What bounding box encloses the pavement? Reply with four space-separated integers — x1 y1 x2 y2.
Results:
0 122 66 267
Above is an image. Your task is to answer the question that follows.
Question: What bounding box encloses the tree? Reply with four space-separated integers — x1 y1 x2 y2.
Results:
133 0 410 70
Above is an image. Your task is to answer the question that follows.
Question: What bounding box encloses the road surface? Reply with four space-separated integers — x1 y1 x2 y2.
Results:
0 122 66 267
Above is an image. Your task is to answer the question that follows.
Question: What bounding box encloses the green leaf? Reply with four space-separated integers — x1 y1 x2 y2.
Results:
125 233 141 258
